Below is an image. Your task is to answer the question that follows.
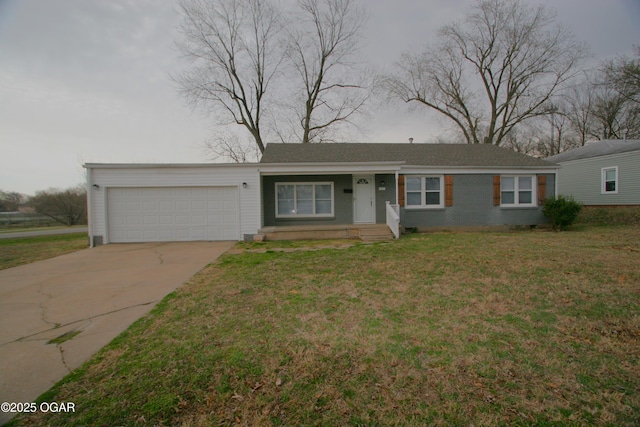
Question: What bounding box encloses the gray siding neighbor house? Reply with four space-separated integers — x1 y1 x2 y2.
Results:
260 143 558 232
547 140 640 206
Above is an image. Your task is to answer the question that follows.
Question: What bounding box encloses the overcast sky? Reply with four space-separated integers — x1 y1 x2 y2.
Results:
1 0 639 195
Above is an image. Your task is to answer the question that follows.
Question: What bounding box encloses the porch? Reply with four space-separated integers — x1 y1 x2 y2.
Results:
256 223 395 242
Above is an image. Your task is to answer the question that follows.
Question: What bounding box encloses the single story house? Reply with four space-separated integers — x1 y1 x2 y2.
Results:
85 143 558 246
547 140 640 206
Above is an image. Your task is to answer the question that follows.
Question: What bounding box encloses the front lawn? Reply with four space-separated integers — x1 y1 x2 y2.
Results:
13 226 640 426
0 233 88 271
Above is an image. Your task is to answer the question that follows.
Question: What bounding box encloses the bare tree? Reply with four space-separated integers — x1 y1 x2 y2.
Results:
589 86 640 140
202 130 262 163
562 75 596 147
385 0 587 146
175 0 283 154
29 187 87 226
0 191 25 212
285 0 371 143
175 0 372 155
603 45 640 106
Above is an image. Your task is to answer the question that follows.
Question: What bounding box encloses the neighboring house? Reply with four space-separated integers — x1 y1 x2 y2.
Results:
85 143 558 246
547 140 640 206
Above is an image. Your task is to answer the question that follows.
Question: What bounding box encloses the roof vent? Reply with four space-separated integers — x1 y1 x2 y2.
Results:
409 137 414 144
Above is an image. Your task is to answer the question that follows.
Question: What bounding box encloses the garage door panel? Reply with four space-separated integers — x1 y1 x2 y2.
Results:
108 187 238 243
159 215 173 225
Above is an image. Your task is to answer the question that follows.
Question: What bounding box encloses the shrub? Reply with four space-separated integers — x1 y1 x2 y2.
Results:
542 195 583 231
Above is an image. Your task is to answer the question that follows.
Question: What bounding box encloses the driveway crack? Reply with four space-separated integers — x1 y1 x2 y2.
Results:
151 247 164 264
36 283 61 329
57 345 72 373
2 300 158 346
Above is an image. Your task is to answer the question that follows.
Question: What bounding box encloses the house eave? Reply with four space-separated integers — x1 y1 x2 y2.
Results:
258 161 406 175
84 162 261 169
400 165 559 174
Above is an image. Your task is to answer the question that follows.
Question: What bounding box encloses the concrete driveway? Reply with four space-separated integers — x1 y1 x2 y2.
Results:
0 241 234 423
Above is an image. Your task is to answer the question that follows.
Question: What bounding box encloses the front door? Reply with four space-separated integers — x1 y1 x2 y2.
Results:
353 175 375 223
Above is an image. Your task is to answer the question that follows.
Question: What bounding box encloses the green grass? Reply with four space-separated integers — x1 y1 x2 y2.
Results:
576 206 640 226
0 233 88 270
11 226 640 426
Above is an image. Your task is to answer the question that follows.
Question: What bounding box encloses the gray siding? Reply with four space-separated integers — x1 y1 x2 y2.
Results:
262 175 354 226
262 174 397 226
374 174 396 224
401 174 554 228
556 151 640 205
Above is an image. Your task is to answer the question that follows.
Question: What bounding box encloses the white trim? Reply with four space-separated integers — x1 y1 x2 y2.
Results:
404 175 445 209
260 162 404 175
102 187 110 244
601 166 619 194
500 175 537 207
84 163 260 169
275 182 335 218
400 167 557 175
86 168 95 247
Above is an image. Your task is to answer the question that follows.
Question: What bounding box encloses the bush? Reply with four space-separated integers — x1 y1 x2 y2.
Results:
542 195 583 231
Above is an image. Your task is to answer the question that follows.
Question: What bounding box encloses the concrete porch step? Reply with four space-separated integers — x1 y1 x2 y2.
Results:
257 224 394 242
357 225 395 242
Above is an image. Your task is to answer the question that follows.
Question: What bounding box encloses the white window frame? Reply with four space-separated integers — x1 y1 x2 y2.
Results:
601 166 618 194
500 175 537 207
405 175 444 209
275 182 335 218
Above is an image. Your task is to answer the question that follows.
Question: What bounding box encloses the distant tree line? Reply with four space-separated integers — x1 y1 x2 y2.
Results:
177 0 639 159
0 186 87 226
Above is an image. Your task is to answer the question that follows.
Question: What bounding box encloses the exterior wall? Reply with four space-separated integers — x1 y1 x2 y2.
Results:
261 173 398 227
87 165 261 243
556 151 640 205
374 174 396 224
262 174 353 226
400 174 555 228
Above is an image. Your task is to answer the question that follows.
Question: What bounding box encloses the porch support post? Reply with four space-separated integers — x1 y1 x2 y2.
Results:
395 170 399 205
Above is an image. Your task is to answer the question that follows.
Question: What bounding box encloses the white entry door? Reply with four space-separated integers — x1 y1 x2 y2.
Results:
353 176 375 224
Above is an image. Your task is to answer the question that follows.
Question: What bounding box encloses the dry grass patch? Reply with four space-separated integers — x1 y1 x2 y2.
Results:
12 226 640 426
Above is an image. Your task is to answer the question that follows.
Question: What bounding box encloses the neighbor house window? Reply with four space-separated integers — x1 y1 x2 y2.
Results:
276 182 334 217
405 176 444 208
501 176 536 206
602 167 618 194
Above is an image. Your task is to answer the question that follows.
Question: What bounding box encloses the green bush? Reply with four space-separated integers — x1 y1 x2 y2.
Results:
542 195 583 231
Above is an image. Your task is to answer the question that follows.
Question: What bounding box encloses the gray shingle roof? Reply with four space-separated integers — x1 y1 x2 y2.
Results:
546 140 640 163
260 143 556 168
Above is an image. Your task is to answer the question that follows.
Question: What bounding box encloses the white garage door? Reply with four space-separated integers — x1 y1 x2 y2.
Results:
108 187 239 243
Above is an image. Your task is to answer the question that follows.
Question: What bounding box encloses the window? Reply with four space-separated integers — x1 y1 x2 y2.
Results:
276 183 334 217
405 176 443 208
602 167 618 194
501 176 535 206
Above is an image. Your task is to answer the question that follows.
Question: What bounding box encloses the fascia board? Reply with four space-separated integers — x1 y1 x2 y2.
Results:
399 165 559 175
258 162 405 175
83 163 261 169
552 150 640 166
